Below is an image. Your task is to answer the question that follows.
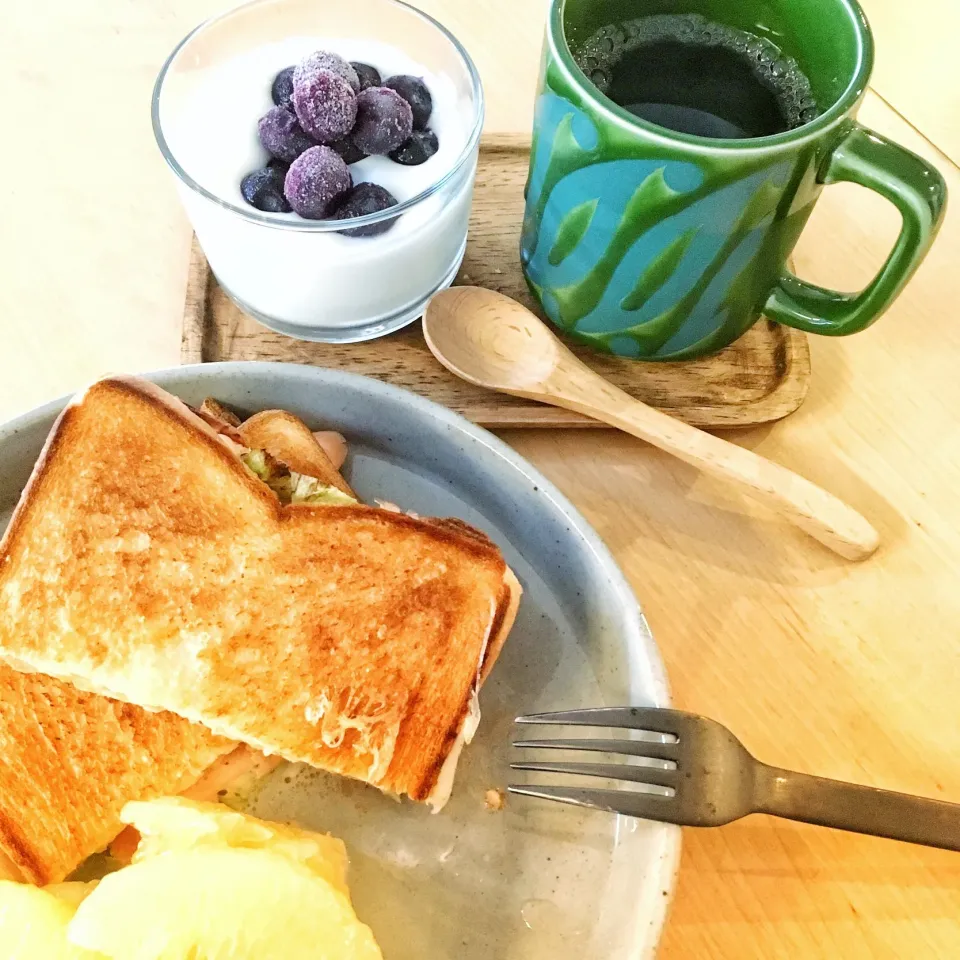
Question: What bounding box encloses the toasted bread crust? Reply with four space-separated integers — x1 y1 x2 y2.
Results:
0 809 39 883
0 377 520 812
0 666 230 884
0 850 23 882
0 380 272 886
0 378 281 568
198 397 242 429
481 567 522 686
416 565 521 801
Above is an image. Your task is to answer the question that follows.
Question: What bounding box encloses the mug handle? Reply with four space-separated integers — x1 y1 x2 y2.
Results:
764 123 947 335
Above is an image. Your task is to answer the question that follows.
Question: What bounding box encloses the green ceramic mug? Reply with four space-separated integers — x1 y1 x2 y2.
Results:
521 0 947 360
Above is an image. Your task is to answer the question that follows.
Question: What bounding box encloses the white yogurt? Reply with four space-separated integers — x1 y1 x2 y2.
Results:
163 38 478 340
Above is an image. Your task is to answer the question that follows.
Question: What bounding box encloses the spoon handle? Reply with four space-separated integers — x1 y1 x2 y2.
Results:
544 367 879 561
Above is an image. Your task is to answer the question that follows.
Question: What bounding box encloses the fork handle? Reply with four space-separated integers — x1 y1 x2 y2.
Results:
753 763 960 851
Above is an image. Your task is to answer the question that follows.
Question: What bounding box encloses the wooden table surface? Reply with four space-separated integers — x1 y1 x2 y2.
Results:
2 0 959 956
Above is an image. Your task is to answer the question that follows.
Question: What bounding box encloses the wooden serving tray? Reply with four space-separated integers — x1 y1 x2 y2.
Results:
181 133 810 429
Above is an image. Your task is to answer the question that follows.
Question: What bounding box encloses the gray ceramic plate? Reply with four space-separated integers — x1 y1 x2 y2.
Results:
0 362 679 958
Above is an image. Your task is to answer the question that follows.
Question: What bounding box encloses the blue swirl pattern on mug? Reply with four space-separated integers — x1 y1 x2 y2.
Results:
521 90 798 359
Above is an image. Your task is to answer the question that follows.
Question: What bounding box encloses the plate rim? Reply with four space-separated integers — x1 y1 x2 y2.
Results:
0 360 681 958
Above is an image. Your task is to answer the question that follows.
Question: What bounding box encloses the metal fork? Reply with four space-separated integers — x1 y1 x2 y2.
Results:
510 707 960 851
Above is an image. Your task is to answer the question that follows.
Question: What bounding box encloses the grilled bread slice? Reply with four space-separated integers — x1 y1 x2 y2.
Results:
0 377 519 810
0 667 231 884
0 397 348 883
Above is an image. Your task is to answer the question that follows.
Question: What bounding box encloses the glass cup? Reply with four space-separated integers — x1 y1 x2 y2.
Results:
153 0 483 343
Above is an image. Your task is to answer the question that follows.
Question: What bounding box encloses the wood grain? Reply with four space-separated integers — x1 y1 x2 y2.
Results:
182 135 811 430
859 0 960 166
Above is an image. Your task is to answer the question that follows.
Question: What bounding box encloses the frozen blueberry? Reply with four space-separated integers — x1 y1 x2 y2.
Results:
351 86 413 155
333 182 399 237
283 145 352 219
292 68 358 143
328 134 368 165
257 106 316 162
389 128 439 166
293 51 360 93
240 165 291 213
350 61 382 92
383 75 432 129
271 66 295 109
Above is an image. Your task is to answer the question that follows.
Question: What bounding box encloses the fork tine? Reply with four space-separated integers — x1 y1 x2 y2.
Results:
511 760 678 788
513 737 679 761
515 707 681 735
507 784 679 822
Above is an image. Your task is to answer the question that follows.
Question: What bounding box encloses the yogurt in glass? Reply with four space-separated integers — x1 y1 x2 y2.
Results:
153 0 483 342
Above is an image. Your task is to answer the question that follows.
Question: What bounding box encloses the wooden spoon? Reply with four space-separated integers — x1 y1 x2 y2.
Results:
423 287 879 561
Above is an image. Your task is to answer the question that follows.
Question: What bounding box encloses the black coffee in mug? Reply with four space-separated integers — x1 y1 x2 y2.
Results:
575 14 819 139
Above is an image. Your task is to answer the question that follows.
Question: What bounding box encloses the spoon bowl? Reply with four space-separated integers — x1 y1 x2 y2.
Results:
423 287 560 393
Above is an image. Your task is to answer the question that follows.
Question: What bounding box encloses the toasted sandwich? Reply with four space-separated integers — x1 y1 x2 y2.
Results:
0 377 519 860
0 401 356 884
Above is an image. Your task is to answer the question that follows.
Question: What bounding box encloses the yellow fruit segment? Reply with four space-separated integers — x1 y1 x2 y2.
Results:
122 796 349 897
0 799 378 960
0 880 101 960
46 883 98 911
67 847 382 960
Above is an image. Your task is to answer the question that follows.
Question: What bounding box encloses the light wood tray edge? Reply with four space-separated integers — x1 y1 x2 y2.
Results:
181 133 811 430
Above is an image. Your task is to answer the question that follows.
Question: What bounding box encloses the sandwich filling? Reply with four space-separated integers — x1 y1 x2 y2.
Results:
240 449 357 507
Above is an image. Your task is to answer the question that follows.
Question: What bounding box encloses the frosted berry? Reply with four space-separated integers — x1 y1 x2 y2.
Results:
240 165 291 213
293 51 360 93
389 128 439 166
283 145 352 219
257 106 316 162
328 134 367 165
292 68 358 143
333 182 399 237
351 87 413 155
384 75 432 129
351 62 381 92
271 66 295 109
